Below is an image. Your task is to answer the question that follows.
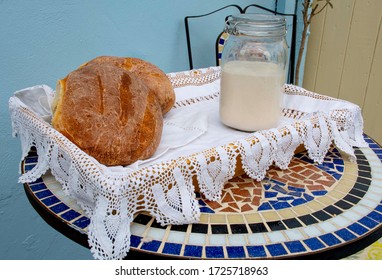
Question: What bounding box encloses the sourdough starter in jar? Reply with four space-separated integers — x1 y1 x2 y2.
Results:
220 60 284 131
219 14 287 132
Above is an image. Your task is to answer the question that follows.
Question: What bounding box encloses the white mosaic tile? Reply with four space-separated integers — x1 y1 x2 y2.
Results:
131 224 147 236
188 233 206 245
369 182 382 194
266 231 287 243
166 231 186 243
147 227 166 240
247 233 267 245
352 204 373 216
362 193 380 204
330 215 351 228
342 209 363 221
208 234 227 246
228 234 246 245
303 225 322 237
317 221 337 232
372 172 382 180
284 229 305 240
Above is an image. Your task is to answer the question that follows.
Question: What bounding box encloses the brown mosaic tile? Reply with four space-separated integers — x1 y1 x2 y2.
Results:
252 188 262 196
231 189 251 197
240 204 254 212
289 172 306 181
228 202 240 210
301 169 315 177
251 196 261 206
220 206 238 213
317 179 334 187
206 201 222 209
307 184 326 191
290 166 305 173
222 193 234 203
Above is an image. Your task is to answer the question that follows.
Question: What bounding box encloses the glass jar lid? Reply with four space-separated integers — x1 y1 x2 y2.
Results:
225 13 286 37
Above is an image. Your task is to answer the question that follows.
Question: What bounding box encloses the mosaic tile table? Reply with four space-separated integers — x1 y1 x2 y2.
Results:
22 135 382 260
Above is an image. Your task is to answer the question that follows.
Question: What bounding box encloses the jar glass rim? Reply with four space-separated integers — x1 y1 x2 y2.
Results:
230 13 285 24
226 13 286 37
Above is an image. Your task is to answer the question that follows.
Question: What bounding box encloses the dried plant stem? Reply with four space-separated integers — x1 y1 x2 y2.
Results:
295 0 333 85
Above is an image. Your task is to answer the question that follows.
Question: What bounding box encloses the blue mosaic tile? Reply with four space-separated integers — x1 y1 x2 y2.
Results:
266 244 288 257
288 191 303 197
263 183 272 190
273 185 288 194
141 240 161 252
205 246 224 258
333 158 344 165
369 143 380 149
35 190 53 199
162 243 182 255
375 205 382 213
200 207 215 213
348 223 369 235
299 156 314 164
335 165 344 172
184 245 202 258
303 237 325 251
358 216 379 229
30 183 47 192
319 233 341 246
29 178 44 185
335 228 357 241
41 196 60 206
367 211 382 223
311 190 327 196
284 241 306 253
247 246 266 258
258 202 272 211
60 210 81 221
272 201 291 210
329 172 342 180
303 194 314 201
24 164 36 171
291 198 307 206
364 137 374 143
73 216 91 229
278 196 295 201
198 199 206 206
130 235 141 248
25 157 38 164
226 246 245 258
50 203 69 214
265 191 278 198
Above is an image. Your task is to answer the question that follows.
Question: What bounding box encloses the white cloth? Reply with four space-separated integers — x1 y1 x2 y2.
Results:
9 66 367 259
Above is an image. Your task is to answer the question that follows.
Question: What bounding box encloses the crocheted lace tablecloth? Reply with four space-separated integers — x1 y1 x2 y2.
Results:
9 67 367 259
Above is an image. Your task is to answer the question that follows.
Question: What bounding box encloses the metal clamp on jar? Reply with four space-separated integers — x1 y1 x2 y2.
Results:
219 14 287 132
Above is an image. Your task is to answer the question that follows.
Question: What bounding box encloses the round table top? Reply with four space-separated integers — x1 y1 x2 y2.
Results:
22 134 382 260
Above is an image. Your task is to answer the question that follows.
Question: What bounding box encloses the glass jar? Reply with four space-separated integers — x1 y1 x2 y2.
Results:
219 13 287 132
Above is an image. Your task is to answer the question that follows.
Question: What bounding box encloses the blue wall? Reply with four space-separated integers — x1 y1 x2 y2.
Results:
0 0 297 259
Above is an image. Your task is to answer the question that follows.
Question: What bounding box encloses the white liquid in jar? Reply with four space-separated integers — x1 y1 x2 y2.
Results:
219 60 285 131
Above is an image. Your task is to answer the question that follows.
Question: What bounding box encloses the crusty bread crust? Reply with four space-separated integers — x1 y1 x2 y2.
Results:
83 56 175 114
52 61 164 166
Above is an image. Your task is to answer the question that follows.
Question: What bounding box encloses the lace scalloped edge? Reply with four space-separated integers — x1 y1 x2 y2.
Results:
9 83 368 260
